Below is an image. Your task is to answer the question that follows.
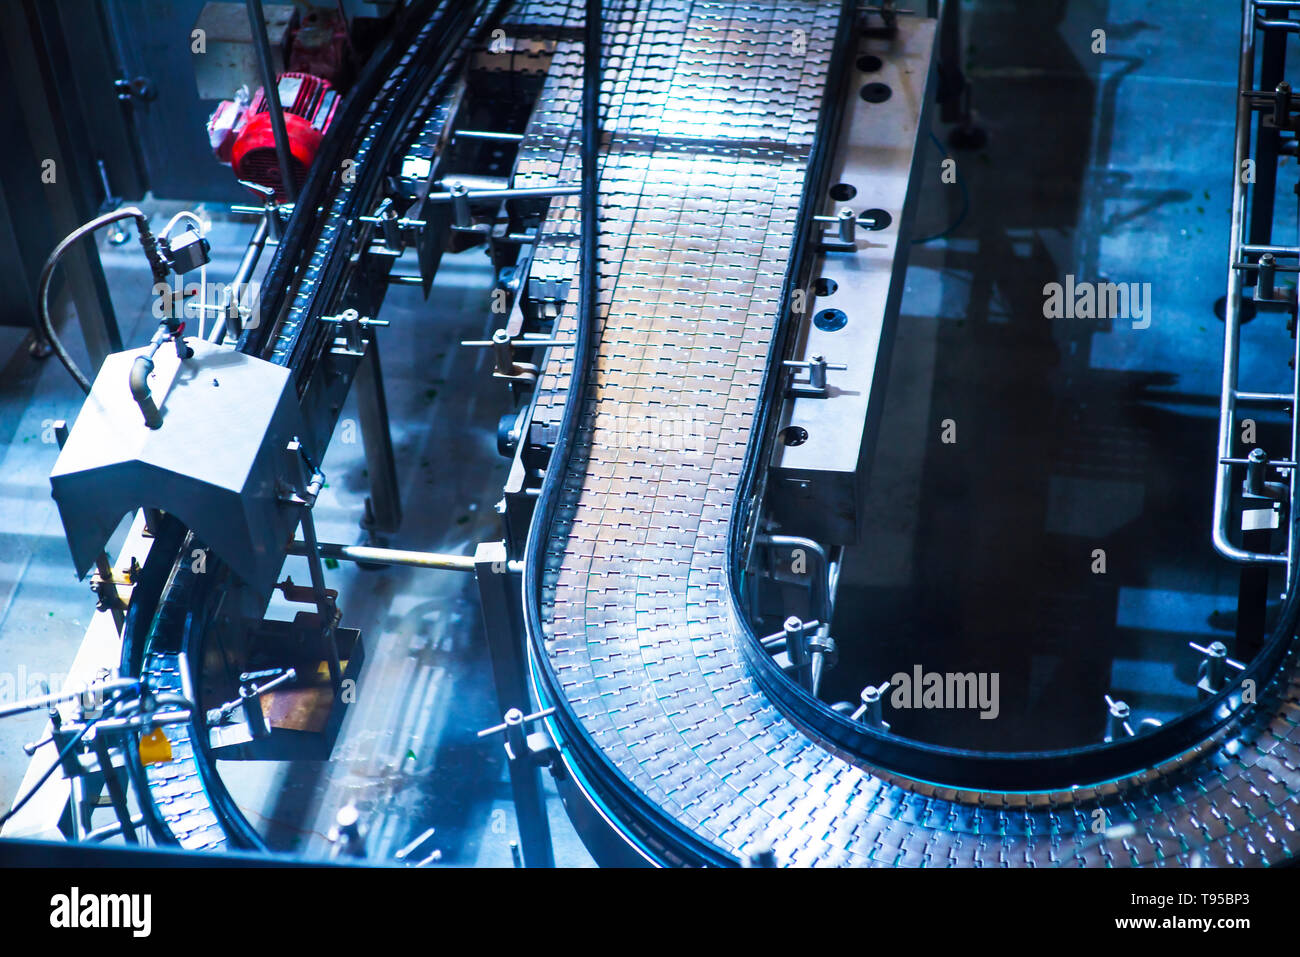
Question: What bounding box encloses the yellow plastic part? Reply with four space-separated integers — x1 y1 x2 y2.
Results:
138 727 173 766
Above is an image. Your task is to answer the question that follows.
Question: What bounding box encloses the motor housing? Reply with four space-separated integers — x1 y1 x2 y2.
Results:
210 72 339 200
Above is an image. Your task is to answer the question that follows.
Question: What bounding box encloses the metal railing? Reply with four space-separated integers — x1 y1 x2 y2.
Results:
1215 0 1300 579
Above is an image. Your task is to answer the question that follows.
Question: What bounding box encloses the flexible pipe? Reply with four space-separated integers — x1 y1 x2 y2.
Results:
37 207 169 395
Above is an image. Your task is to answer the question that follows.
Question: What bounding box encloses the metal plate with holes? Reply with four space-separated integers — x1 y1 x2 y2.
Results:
525 0 1300 867
768 18 936 547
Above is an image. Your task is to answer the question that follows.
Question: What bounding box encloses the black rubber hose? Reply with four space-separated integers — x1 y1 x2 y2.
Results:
37 207 169 395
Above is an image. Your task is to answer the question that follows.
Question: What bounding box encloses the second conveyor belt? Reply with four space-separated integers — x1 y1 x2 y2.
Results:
523 0 1300 867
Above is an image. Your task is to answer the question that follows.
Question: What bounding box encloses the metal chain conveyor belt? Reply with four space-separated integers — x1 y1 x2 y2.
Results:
522 0 1300 867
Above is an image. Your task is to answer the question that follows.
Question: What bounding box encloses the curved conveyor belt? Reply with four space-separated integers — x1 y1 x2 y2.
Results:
523 0 1300 867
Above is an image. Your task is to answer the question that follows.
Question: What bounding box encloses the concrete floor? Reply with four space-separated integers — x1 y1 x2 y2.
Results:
0 0 1284 859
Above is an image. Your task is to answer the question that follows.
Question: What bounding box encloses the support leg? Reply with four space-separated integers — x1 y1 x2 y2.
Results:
474 541 554 868
356 340 403 538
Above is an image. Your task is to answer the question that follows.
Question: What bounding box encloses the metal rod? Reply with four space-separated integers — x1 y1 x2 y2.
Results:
90 735 137 843
1257 15 1300 31
424 184 580 204
354 342 403 535
210 217 270 343
1234 390 1294 404
453 130 526 142
473 542 554 868
245 0 298 202
1242 242 1300 257
286 539 524 572
297 507 342 689
756 534 833 624
461 338 573 348
230 203 295 217
84 814 145 843
0 678 139 721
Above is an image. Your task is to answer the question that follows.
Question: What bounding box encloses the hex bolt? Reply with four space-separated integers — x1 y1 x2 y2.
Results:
1204 640 1228 692
503 707 527 762
331 803 366 858
340 308 362 354
807 632 836 699
747 847 777 867
1275 81 1293 131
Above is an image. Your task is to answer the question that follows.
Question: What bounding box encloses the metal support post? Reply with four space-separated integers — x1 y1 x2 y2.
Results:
474 541 554 867
474 542 530 728
88 733 137 843
245 0 298 202
355 339 403 536
1249 26 1288 252
298 504 342 691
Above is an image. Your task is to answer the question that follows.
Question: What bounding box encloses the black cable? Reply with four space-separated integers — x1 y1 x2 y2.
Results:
0 718 97 829
37 207 170 395
911 129 970 244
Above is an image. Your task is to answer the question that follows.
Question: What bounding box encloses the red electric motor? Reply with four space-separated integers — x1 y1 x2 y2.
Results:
210 73 339 200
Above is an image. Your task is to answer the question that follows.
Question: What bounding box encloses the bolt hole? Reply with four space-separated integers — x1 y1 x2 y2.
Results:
779 426 809 447
814 308 848 332
812 277 838 297
857 54 883 73
860 82 892 103
859 208 892 231
829 182 857 202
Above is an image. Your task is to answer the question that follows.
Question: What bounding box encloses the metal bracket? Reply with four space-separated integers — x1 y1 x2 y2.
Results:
478 706 558 765
851 681 891 731
814 207 887 251
1189 640 1247 697
461 329 574 383
325 309 390 357
783 355 846 398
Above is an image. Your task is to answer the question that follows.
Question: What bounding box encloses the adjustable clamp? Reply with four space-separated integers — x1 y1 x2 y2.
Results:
1189 640 1247 697
783 355 846 398
478 706 558 768
852 681 891 731
460 329 574 384
205 667 297 740
325 308 390 357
